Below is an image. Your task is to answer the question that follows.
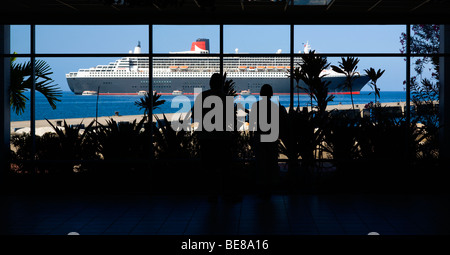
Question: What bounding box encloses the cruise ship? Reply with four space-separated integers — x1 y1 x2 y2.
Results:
66 39 370 96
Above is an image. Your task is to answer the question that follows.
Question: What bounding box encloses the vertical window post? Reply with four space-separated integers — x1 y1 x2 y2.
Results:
220 24 224 76
30 24 36 160
406 24 411 125
1 25 11 182
439 24 450 163
149 24 154 161
290 24 294 112
405 24 411 160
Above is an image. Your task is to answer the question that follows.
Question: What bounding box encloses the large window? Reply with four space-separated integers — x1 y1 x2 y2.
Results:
10 24 424 161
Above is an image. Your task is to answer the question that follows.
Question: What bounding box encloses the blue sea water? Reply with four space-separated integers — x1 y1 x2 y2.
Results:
11 91 407 122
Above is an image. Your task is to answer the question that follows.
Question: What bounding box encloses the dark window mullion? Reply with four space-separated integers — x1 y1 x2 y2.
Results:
149 24 154 161
30 24 36 160
220 24 224 76
290 24 294 111
406 24 411 125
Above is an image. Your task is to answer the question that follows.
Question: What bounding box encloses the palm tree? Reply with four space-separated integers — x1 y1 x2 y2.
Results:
297 50 334 114
364 67 385 104
134 91 166 121
288 66 302 110
10 57 62 115
331 57 360 110
222 72 237 97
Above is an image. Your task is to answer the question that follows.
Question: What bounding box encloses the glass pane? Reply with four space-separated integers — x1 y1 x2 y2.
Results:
10 57 33 122
324 56 406 110
409 55 439 157
224 25 290 54
407 24 440 55
223 56 291 95
36 25 149 54
410 56 439 82
153 56 220 95
10 25 30 54
10 57 32 164
39 57 154 121
153 25 219 53
407 24 440 88
407 25 440 140
294 25 405 53
153 56 221 117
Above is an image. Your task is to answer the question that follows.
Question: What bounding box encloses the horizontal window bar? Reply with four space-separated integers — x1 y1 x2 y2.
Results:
3 53 449 58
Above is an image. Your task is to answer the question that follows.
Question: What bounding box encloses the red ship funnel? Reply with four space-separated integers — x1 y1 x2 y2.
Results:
190 38 210 52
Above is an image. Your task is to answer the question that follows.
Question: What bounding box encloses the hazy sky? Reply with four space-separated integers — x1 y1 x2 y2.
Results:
11 24 408 91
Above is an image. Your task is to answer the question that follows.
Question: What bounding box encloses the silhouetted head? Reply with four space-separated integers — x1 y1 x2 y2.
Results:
260 84 273 99
210 73 223 91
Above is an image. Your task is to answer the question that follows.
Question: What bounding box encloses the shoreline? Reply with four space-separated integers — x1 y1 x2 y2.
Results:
11 101 407 135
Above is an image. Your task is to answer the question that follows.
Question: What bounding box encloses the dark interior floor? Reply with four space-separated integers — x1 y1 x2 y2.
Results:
1 193 449 235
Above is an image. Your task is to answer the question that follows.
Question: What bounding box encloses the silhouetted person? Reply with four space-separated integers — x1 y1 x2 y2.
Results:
191 73 236 202
249 84 287 198
192 73 224 124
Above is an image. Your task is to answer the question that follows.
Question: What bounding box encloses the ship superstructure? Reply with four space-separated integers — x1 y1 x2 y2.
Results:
66 39 369 95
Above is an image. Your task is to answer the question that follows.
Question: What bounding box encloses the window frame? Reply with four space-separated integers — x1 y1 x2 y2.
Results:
5 23 445 162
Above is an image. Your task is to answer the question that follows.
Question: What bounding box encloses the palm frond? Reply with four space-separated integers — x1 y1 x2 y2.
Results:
331 65 346 75
224 78 237 97
10 58 62 114
134 91 166 117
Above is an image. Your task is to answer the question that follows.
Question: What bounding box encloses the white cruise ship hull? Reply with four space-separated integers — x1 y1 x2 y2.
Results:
67 75 370 95
66 39 370 96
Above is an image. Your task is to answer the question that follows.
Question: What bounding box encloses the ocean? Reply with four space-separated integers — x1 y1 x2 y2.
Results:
11 91 407 122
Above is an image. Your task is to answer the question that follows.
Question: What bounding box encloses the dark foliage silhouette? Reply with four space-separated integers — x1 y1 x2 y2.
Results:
331 56 360 110
10 57 62 115
365 67 385 104
134 91 166 121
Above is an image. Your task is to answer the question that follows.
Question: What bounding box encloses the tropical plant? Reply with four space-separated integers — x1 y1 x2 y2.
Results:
288 66 303 109
46 119 96 157
410 78 440 160
297 51 335 114
10 57 62 115
278 109 302 176
10 120 97 175
329 114 360 157
278 108 326 183
331 56 361 110
153 114 199 160
223 72 237 97
278 51 335 184
360 116 415 162
411 77 439 112
10 132 60 174
10 133 37 171
400 24 440 81
134 91 166 120
45 119 97 174
365 67 385 104
323 113 362 177
94 118 148 161
310 80 335 116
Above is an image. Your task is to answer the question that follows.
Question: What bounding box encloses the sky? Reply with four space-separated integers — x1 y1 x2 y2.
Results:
10 24 409 92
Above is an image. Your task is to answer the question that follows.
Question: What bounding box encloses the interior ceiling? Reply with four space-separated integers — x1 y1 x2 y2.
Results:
1 0 450 24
